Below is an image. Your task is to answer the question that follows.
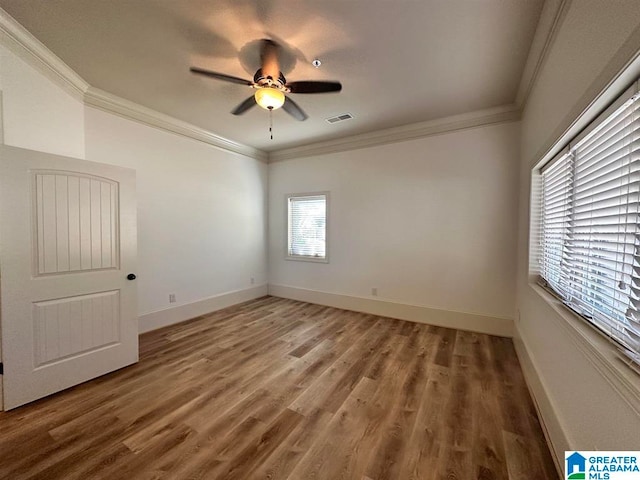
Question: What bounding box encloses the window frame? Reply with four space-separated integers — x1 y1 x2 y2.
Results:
533 80 640 380
285 192 329 263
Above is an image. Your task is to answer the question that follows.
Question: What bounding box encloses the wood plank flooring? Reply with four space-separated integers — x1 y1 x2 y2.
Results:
0 296 559 479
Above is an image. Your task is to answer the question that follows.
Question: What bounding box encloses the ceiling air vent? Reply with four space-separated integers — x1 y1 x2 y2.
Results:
326 113 353 124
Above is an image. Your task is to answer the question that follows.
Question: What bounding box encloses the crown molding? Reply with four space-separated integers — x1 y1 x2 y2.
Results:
268 104 521 162
84 87 268 162
0 5 527 165
527 26 640 170
0 7 267 162
0 7 89 100
516 0 571 110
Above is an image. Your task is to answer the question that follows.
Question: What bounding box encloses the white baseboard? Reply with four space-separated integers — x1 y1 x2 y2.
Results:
268 284 514 337
513 329 568 476
138 284 268 334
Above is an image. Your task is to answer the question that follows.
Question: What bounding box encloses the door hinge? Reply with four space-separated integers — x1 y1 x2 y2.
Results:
0 363 3 375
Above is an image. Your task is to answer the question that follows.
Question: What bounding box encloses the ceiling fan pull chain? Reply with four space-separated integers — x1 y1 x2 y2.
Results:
269 108 274 140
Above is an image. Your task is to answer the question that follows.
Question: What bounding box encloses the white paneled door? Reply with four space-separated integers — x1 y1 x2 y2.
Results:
0 145 138 410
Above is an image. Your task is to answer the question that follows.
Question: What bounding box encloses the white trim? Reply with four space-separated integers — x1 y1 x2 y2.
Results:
84 88 268 162
138 284 268 334
518 34 640 465
0 5 521 165
0 7 89 100
0 90 4 144
284 256 329 264
513 331 568 477
530 284 640 415
516 0 571 110
526 26 640 169
268 104 520 162
0 91 4 412
524 38 640 422
568 82 638 150
0 1 580 165
0 7 267 162
268 284 514 337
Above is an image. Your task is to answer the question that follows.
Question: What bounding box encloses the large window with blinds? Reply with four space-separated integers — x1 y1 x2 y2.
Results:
287 193 328 262
538 84 640 373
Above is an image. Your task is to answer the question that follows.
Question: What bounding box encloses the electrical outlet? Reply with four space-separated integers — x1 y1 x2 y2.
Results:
250 277 255 285
371 287 378 296
169 293 176 303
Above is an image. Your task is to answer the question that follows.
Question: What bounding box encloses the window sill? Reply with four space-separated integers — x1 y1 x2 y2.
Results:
529 283 640 416
285 255 329 264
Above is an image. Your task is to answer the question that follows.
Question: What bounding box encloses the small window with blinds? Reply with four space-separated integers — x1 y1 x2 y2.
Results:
538 85 640 374
287 193 328 262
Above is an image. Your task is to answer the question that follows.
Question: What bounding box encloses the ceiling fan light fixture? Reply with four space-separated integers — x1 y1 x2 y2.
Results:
254 87 285 110
190 39 341 120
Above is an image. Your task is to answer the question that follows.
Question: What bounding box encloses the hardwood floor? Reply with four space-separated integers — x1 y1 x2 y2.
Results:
0 296 559 479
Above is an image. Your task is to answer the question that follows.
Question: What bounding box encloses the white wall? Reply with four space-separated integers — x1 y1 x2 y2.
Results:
0 41 268 332
85 107 267 322
269 121 520 333
0 44 85 158
516 0 640 456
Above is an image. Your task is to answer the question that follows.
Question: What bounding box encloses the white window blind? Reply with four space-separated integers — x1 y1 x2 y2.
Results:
287 194 327 260
539 88 640 373
540 151 574 295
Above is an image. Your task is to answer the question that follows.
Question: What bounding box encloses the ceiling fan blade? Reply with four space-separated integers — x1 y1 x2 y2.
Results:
282 96 308 121
190 67 252 86
287 81 342 94
260 39 280 80
231 96 257 115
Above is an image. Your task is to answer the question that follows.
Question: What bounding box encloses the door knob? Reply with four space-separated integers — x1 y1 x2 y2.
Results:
127 273 137 280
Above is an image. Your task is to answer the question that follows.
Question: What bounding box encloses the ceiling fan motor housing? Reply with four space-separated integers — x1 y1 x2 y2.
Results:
253 69 287 90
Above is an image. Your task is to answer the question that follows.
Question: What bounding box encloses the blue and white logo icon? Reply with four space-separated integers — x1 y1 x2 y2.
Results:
566 452 586 479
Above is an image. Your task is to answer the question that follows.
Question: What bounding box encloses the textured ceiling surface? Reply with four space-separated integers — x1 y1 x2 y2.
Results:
0 0 544 152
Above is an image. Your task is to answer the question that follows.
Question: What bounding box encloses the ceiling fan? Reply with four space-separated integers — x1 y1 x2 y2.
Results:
190 39 342 121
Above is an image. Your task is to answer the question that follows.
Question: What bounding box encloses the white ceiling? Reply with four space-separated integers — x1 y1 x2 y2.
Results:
0 0 544 152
